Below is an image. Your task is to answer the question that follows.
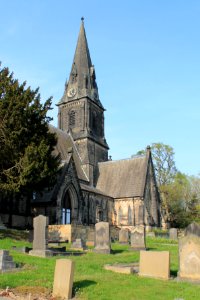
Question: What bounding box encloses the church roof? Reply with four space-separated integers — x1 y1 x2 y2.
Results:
96 155 148 198
49 125 89 182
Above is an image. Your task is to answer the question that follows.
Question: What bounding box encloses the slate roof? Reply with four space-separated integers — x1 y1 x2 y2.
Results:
96 155 148 198
49 125 89 182
80 183 112 198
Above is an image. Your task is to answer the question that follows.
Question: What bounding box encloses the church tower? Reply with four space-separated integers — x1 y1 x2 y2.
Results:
57 18 109 185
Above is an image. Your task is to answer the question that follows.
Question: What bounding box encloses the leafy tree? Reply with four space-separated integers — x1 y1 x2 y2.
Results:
135 143 200 227
0 64 60 197
137 143 177 186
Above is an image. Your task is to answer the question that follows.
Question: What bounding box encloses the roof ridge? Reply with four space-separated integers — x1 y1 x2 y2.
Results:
98 155 145 165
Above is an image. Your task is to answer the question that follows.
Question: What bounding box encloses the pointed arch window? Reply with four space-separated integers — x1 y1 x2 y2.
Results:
69 110 76 127
118 207 123 225
128 206 132 225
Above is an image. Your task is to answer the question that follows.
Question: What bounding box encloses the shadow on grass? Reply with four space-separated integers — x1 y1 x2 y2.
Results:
111 249 125 254
170 269 178 277
73 279 97 296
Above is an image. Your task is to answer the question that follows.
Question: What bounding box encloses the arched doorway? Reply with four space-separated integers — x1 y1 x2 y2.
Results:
59 184 79 225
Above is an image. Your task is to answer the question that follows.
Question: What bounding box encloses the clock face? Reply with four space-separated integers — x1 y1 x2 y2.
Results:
67 87 77 97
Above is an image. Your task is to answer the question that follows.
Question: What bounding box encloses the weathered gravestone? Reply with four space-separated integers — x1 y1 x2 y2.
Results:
119 228 129 244
29 215 52 257
53 259 75 300
94 222 111 254
185 222 200 237
0 217 6 230
130 225 146 250
169 228 178 240
0 250 16 272
139 251 170 280
71 238 86 250
178 223 200 281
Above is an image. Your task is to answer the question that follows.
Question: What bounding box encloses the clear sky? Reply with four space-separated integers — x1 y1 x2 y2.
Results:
1 0 200 176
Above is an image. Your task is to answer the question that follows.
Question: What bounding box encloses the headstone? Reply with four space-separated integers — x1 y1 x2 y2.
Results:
147 231 156 238
185 222 200 237
139 251 170 280
119 228 129 244
178 235 200 281
29 215 52 257
71 238 86 250
0 250 16 272
0 217 6 230
169 228 178 240
53 259 75 300
130 225 146 250
94 222 111 254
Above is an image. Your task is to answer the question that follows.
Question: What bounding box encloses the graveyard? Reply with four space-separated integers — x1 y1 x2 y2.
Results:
0 226 200 300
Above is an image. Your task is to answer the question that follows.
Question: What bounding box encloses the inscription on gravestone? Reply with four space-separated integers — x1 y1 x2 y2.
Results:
94 222 111 254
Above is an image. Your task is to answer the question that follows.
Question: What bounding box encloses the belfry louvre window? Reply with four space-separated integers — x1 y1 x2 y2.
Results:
69 110 76 127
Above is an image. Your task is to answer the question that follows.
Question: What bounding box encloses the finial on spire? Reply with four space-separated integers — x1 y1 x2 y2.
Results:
81 17 84 22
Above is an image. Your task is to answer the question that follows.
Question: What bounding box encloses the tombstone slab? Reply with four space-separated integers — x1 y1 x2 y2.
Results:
94 222 111 254
29 215 53 257
119 228 129 244
0 217 6 230
53 259 75 300
71 238 86 250
178 235 200 281
139 250 170 280
185 222 200 237
130 225 146 250
169 228 178 240
0 250 16 272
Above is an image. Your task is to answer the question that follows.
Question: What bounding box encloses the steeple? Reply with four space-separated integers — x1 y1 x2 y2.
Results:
59 18 102 107
57 19 109 185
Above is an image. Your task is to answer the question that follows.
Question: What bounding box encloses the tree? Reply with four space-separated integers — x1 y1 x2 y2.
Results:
0 65 60 197
137 143 177 186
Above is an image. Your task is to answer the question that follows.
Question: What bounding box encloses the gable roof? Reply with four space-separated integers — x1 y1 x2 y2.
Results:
49 125 89 182
96 155 148 198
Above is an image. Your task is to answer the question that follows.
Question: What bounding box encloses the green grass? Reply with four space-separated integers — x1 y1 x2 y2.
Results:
0 230 200 300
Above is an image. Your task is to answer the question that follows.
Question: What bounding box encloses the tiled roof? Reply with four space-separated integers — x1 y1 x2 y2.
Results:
96 156 147 198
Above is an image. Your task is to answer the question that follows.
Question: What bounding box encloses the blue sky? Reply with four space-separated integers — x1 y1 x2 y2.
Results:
1 0 200 176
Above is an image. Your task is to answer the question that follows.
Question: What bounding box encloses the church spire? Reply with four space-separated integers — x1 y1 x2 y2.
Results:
59 18 102 106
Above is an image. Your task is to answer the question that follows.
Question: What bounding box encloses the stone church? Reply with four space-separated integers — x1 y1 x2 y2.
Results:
0 19 161 231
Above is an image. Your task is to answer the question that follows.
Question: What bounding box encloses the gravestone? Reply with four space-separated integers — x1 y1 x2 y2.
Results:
119 228 129 244
71 238 86 250
139 251 170 279
185 222 200 237
53 259 75 300
29 215 52 257
169 228 178 240
146 231 156 238
178 234 200 281
130 225 146 250
0 217 6 230
94 222 111 254
0 250 16 272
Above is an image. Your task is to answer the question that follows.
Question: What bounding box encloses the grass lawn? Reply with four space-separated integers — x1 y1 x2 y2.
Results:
0 230 200 300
